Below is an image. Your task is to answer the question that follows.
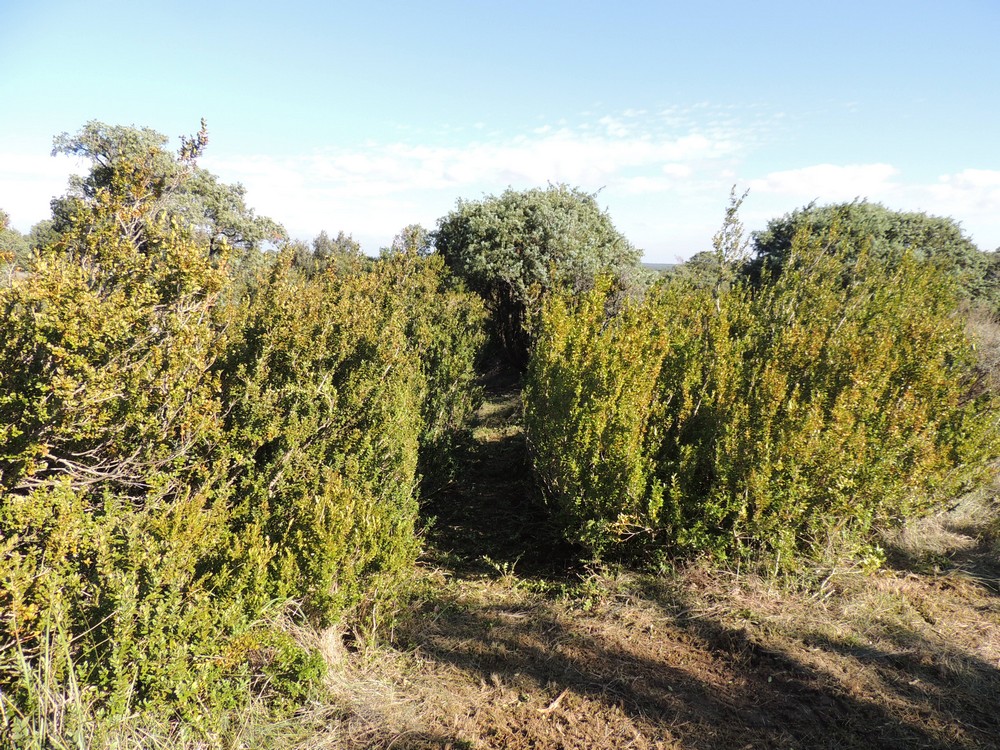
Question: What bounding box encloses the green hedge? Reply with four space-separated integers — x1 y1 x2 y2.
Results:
374 248 487 490
0 159 483 730
0 173 274 721
525 229 998 563
218 251 426 624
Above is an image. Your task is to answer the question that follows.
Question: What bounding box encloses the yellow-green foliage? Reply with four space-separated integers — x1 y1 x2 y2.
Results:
525 277 675 553
376 248 487 488
0 154 482 727
525 229 998 563
0 164 275 720
218 251 425 623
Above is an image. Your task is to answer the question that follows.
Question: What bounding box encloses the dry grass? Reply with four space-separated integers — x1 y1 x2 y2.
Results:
301 539 998 749
966 305 1000 395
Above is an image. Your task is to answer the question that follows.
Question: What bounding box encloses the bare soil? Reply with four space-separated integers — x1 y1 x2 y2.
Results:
309 379 1000 750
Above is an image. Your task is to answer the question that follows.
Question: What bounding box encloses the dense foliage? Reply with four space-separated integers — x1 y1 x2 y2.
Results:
746 200 1000 310
526 224 998 563
434 184 649 368
289 230 366 278
0 155 274 724
377 245 487 488
3 119 999 742
50 120 286 256
0 210 30 270
0 128 485 734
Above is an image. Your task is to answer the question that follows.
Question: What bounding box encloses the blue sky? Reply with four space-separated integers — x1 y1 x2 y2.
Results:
1 0 998 261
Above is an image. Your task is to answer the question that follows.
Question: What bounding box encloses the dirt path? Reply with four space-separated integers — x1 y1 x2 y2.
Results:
420 372 578 579
318 383 1000 750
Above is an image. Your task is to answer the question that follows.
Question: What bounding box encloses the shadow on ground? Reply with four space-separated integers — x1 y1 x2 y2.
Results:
883 498 1000 600
419 369 583 581
400 377 1000 749
397 574 1000 749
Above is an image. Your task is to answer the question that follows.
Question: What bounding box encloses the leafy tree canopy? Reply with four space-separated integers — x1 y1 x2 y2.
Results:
26 219 59 252
0 209 29 268
434 184 648 367
50 120 285 255
313 229 361 260
389 223 433 257
747 200 995 306
290 230 365 277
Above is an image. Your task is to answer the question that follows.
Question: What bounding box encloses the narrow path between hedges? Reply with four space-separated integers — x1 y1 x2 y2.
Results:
419 368 581 580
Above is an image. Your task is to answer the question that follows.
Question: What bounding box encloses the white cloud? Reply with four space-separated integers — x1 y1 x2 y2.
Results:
748 163 900 201
745 164 1000 251
924 169 1000 214
0 152 80 231
0 107 769 258
917 169 1000 249
662 164 693 178
5 110 999 261
199 112 750 252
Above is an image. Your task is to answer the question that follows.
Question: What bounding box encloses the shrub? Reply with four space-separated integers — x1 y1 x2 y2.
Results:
217 251 425 623
524 277 675 554
525 225 998 564
0 149 476 728
376 246 487 489
0 163 287 721
746 200 998 309
435 184 649 369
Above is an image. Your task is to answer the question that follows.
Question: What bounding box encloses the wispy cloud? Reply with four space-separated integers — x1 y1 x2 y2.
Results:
199 109 755 252
4 109 1000 259
207 123 741 199
924 169 1000 217
0 151 82 229
748 163 900 201
745 164 1000 251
